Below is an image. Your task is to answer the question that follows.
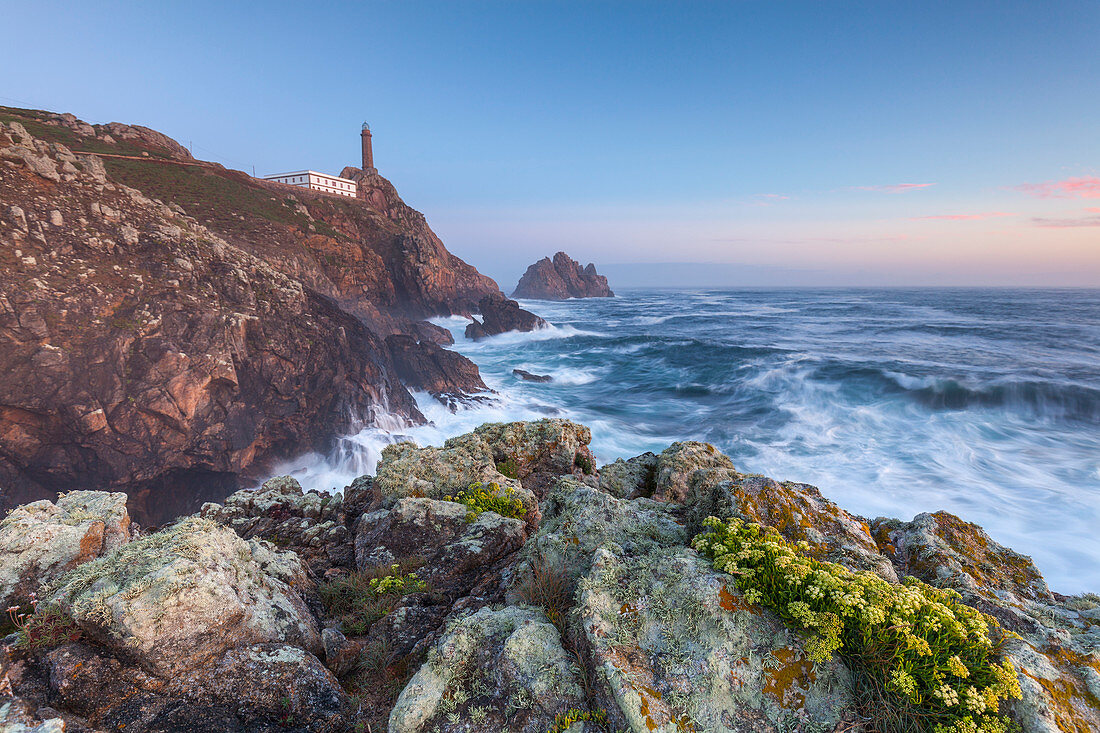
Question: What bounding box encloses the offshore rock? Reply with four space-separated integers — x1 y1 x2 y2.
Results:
388 605 586 733
464 293 547 339
512 368 551 383
0 490 130 608
511 251 614 300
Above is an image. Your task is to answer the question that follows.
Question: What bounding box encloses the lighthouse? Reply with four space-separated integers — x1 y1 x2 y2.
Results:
361 122 377 175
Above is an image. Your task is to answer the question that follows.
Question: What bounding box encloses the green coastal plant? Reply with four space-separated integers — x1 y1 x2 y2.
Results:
546 707 609 733
692 516 1022 733
319 562 426 635
445 481 525 521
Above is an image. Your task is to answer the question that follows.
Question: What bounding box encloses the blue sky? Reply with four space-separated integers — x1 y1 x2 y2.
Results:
6 1 1099 286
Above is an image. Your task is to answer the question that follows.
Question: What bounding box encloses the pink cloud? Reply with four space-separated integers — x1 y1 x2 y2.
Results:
1087 207 1100 213
1015 176 1100 199
914 212 1016 221
851 183 936 194
1031 214 1100 228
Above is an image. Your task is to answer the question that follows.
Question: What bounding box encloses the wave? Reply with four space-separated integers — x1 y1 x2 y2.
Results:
902 378 1100 422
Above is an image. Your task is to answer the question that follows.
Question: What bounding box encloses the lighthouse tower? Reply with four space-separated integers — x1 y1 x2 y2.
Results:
360 122 377 175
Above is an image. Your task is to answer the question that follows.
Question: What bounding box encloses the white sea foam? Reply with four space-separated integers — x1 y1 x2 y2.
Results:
265 288 1100 593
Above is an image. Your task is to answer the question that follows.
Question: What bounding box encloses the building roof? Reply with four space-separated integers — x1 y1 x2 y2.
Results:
262 170 356 184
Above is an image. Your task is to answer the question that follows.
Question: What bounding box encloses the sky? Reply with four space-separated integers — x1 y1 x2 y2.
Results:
5 0 1099 287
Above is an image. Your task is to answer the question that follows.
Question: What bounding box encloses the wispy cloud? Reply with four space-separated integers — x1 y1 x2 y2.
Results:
744 193 791 207
1087 207 1100 213
850 183 936 194
914 211 1016 221
1030 214 1100 228
1015 176 1100 199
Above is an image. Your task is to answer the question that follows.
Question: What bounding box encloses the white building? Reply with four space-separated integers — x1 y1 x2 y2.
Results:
262 170 357 198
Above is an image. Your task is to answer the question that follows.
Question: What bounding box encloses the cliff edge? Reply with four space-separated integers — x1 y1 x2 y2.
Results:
0 106 498 522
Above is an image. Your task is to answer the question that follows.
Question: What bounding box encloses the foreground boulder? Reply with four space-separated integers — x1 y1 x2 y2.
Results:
511 477 856 732
511 251 614 300
0 491 130 608
389 605 586 733
464 293 547 339
48 516 321 676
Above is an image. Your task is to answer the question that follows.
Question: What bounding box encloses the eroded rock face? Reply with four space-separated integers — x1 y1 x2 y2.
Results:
389 605 586 733
464 293 547 340
48 517 320 677
511 251 614 300
0 490 130 608
385 333 488 401
0 107 499 523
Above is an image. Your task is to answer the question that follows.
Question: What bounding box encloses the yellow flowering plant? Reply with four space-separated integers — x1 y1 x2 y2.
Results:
692 516 1022 733
445 481 525 521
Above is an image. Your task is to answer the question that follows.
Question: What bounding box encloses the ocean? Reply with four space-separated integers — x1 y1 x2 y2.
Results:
274 288 1100 594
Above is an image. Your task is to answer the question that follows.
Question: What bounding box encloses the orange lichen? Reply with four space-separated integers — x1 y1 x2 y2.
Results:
760 647 816 708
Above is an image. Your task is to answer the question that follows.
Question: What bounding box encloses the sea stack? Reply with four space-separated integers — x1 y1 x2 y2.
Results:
512 251 614 300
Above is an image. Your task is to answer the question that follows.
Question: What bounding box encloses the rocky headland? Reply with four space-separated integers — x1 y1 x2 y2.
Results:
1 419 1097 733
512 252 614 300
0 106 514 523
1 105 1097 733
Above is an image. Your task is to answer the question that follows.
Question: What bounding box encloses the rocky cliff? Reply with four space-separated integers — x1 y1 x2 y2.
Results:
1 420 1096 733
0 106 499 523
512 251 614 300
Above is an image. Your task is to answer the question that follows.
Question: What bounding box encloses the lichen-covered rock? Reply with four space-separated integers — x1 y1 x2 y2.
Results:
473 419 597 495
47 517 320 677
198 643 348 730
510 477 687 589
690 475 898 582
0 698 66 733
389 605 586 733
872 511 1053 606
0 490 130 607
577 546 855 732
200 475 352 575
652 441 738 503
515 476 855 732
870 511 1100 732
1004 636 1100 733
598 452 658 499
354 497 527 598
374 435 539 526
